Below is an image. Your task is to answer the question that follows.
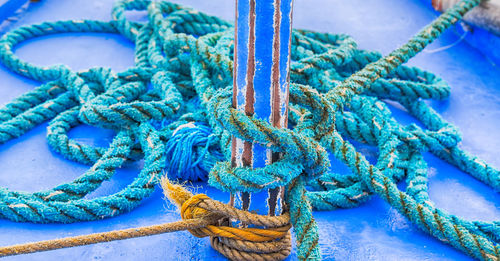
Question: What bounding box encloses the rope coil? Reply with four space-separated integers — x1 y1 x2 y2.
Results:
0 180 292 260
0 0 497 260
163 181 292 261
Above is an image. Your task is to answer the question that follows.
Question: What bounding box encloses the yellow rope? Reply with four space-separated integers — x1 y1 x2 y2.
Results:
0 216 219 257
165 182 289 242
0 179 291 260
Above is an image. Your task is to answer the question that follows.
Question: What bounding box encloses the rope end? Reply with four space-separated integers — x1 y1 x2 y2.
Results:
160 177 193 207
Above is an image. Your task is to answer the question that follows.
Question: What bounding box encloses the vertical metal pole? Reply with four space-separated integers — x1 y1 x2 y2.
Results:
232 0 294 215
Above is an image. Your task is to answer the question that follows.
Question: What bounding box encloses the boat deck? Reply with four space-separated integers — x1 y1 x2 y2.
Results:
0 0 499 260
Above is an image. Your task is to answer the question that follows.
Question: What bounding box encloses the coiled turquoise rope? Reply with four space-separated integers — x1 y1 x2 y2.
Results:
0 0 497 259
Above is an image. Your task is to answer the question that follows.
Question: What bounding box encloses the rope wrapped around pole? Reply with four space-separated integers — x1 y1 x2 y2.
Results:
0 0 496 260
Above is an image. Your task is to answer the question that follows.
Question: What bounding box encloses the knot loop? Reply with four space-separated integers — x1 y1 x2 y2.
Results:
162 180 292 260
206 86 330 194
0 0 493 260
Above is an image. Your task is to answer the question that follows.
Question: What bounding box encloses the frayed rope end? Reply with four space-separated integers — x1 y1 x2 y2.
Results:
160 177 193 207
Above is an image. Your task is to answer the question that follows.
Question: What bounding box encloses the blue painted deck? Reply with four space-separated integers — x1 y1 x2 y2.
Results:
0 0 26 23
0 0 499 260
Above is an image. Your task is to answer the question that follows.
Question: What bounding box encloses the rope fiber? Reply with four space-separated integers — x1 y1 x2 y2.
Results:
0 0 498 260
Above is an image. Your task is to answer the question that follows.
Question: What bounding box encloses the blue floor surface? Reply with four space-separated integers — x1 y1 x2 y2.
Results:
0 0 499 260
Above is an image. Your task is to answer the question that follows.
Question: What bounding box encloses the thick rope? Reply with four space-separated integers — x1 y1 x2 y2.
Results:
0 180 292 260
0 0 496 260
163 180 292 260
0 215 220 257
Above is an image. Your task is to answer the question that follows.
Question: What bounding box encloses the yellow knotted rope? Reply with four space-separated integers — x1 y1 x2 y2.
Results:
0 178 291 261
163 180 292 260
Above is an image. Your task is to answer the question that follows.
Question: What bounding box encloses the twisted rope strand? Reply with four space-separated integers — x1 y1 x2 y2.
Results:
0 0 496 260
0 215 220 258
0 180 292 260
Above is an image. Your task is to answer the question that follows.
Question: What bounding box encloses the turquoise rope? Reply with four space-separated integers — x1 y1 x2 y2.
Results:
0 0 497 259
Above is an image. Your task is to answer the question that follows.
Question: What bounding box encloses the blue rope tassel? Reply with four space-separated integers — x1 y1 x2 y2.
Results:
164 122 223 181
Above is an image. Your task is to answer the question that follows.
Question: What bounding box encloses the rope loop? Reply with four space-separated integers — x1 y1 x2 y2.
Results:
0 0 496 260
204 85 330 194
163 180 292 260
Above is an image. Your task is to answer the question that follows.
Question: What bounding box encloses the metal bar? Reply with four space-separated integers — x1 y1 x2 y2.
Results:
232 0 294 215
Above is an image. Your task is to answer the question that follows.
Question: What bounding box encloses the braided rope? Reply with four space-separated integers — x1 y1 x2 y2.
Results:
0 180 292 260
0 0 496 260
0 215 221 257
163 181 291 260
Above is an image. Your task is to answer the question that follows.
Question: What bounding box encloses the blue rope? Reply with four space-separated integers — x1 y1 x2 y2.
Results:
0 0 497 260
165 122 223 181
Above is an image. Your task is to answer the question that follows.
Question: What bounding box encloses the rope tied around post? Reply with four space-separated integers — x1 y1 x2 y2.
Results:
162 180 292 260
0 0 497 260
0 180 292 261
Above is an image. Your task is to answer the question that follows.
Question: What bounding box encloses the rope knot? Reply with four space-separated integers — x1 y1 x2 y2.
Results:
162 178 292 260
163 180 219 237
204 86 330 195
163 122 224 181
180 194 216 238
